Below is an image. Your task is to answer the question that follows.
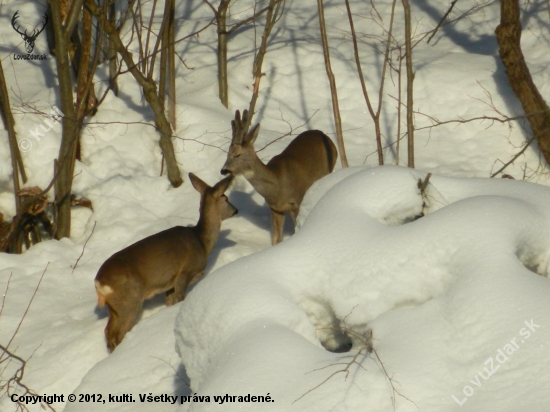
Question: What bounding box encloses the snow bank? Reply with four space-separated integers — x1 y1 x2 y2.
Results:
175 166 550 411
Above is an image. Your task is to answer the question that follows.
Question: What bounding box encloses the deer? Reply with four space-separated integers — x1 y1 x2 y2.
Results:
221 110 337 245
94 173 237 352
11 11 48 54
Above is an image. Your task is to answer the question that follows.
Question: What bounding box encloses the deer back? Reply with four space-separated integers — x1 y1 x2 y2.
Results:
95 226 206 301
266 130 337 206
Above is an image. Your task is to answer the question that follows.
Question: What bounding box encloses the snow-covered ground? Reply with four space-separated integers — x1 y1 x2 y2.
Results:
1 0 550 411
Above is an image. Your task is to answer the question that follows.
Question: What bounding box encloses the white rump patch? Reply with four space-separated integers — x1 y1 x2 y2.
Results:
95 280 114 296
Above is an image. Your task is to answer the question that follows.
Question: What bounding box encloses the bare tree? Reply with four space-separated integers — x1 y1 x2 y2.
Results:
85 0 183 188
402 0 414 168
108 0 119 94
495 0 550 165
159 0 177 130
50 0 81 239
245 0 284 125
344 0 398 166
203 0 273 108
0 58 28 253
317 0 348 168
205 0 232 108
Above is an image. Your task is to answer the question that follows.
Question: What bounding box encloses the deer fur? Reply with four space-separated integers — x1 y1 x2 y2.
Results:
94 173 237 351
221 110 337 245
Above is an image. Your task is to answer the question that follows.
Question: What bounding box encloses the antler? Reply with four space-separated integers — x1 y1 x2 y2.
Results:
231 110 250 144
11 11 27 37
31 14 48 40
11 12 48 40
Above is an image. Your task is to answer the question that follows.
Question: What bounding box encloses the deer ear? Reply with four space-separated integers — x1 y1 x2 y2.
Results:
244 124 260 146
212 174 233 197
189 173 209 195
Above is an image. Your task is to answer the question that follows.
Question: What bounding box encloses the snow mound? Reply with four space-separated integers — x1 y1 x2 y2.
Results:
175 166 550 411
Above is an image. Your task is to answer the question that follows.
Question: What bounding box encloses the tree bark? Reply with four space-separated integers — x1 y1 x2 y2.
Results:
402 0 414 168
317 0 348 168
108 0 118 95
86 0 183 188
159 0 176 130
50 0 79 239
496 0 550 164
167 0 176 130
245 0 283 129
216 1 230 108
0 57 27 244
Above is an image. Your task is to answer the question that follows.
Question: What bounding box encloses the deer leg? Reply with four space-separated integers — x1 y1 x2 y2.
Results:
166 271 202 306
289 207 299 228
165 287 176 305
166 286 185 306
104 298 142 352
270 209 285 245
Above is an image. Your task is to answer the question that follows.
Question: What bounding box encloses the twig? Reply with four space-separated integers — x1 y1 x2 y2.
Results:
490 135 537 177
72 221 97 273
427 0 458 44
0 272 13 318
0 263 49 364
417 172 431 193
0 263 55 411
151 356 190 388
372 347 418 410
293 330 372 404
255 109 320 153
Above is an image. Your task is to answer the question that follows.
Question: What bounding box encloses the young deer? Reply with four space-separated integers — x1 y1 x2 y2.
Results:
221 110 337 245
94 173 237 351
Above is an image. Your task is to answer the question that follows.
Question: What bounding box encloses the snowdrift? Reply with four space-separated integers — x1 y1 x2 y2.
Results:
175 166 550 411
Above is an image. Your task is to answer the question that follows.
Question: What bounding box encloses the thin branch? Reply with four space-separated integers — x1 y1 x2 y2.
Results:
72 221 97 273
0 262 49 364
490 134 537 177
255 109 320 152
427 0 458 44
372 347 418 409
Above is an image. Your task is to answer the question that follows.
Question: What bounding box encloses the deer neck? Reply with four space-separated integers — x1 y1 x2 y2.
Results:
194 212 222 255
244 156 280 205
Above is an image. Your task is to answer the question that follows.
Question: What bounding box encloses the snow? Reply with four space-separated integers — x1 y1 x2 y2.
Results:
174 166 550 411
1 0 550 411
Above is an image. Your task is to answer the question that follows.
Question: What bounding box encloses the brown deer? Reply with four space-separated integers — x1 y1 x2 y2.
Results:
221 110 337 245
94 173 237 351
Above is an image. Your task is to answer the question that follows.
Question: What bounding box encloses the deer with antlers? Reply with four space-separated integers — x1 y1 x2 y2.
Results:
221 110 338 245
11 11 48 54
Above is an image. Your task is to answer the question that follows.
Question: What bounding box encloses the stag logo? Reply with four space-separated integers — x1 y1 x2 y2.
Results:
12 11 48 54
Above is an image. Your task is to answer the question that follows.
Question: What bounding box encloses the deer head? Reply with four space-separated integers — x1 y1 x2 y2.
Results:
12 11 48 54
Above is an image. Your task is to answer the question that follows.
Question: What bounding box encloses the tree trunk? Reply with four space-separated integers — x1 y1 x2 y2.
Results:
402 0 414 168
86 0 183 187
496 0 550 164
167 0 176 130
317 0 348 168
217 1 230 108
51 0 79 239
108 0 118 95
245 0 283 129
